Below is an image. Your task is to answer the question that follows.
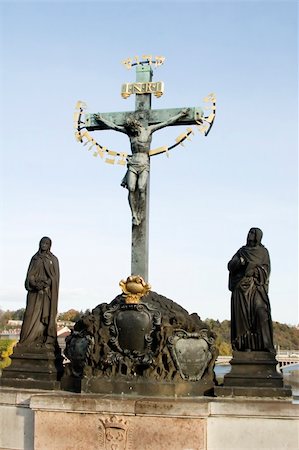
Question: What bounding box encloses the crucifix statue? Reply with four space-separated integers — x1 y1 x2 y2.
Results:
96 108 189 226
75 57 215 282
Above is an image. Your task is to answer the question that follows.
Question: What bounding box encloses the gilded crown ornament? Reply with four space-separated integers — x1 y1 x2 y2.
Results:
119 275 151 304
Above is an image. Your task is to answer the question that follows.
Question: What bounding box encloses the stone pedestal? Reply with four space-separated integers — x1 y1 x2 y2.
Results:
0 344 63 390
215 351 292 398
64 292 218 396
81 376 214 397
2 388 298 450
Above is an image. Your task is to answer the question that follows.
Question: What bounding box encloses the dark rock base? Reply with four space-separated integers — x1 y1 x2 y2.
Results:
63 291 218 397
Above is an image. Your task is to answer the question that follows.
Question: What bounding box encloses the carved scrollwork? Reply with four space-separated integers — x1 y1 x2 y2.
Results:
102 302 161 369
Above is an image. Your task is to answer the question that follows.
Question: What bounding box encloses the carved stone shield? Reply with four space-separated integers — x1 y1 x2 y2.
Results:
168 329 214 381
103 303 161 364
116 309 152 353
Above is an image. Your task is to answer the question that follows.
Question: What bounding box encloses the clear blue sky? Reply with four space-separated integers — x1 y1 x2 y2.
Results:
0 1 298 325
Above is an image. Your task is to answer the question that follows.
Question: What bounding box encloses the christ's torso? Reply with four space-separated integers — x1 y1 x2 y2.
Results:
129 128 152 154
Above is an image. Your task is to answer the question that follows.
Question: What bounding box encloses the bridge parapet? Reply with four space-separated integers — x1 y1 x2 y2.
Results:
276 355 299 369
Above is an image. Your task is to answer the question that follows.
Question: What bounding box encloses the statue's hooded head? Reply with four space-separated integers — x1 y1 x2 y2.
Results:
39 236 52 253
246 228 263 247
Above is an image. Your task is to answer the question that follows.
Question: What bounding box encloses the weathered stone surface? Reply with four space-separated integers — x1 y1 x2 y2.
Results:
0 390 35 450
207 416 299 450
34 410 206 450
214 385 293 398
30 393 136 414
63 291 217 396
0 404 34 450
216 350 292 397
168 329 213 381
1 389 298 450
223 351 284 387
209 398 297 417
135 398 210 417
81 376 214 397
1 344 63 390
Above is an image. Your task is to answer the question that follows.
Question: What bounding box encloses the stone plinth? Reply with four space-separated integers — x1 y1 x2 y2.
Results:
81 376 214 397
0 344 63 390
1 387 298 450
215 350 292 398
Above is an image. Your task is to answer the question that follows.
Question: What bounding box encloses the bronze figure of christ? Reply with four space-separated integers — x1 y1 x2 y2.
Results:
96 109 189 225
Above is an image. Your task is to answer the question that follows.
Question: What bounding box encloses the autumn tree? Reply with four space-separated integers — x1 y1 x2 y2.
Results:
0 310 13 327
0 339 16 369
58 309 81 322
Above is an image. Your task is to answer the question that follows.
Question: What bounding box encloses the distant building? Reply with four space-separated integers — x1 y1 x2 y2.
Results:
57 320 75 328
0 323 72 350
57 326 72 351
0 329 21 340
7 320 23 327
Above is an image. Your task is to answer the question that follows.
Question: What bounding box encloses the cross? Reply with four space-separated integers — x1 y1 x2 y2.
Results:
83 61 212 282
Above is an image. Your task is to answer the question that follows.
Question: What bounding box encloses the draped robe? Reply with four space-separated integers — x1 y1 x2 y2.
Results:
228 229 274 352
19 249 59 346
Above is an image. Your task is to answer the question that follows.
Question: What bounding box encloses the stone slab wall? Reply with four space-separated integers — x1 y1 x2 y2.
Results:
0 390 34 450
34 411 206 450
0 389 298 450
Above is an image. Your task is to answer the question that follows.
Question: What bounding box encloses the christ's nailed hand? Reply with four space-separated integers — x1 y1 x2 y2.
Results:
181 108 190 116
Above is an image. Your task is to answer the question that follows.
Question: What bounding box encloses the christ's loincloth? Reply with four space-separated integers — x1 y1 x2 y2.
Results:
121 154 150 188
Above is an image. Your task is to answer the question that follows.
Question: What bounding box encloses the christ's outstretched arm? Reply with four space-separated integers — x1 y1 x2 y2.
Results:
95 114 126 134
149 108 190 133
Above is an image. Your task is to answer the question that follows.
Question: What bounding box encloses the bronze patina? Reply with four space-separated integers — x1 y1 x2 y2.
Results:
74 56 216 280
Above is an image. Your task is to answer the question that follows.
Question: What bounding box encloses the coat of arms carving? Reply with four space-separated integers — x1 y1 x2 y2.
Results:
168 329 215 381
